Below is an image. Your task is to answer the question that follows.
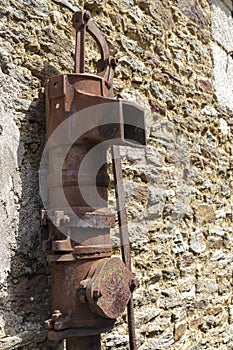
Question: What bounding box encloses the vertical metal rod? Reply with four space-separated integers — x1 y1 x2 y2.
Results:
66 335 101 350
75 27 86 73
111 145 137 350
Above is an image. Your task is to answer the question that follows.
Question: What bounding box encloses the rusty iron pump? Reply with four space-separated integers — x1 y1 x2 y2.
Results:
41 10 145 350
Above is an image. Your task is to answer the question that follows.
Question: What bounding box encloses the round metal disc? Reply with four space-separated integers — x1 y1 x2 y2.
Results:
86 257 132 319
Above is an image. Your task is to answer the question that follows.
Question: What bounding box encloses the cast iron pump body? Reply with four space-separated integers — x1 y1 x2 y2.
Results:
42 10 145 350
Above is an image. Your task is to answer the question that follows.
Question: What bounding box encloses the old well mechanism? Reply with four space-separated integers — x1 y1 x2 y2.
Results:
42 10 145 350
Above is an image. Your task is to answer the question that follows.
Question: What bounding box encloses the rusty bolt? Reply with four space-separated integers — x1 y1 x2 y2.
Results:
44 319 54 330
93 289 102 300
61 214 70 225
78 279 90 303
54 211 70 226
52 310 63 322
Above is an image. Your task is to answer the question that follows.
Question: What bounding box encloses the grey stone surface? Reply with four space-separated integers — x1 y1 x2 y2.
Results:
0 75 20 284
212 44 233 110
211 0 233 110
211 0 233 52
106 334 128 349
138 332 174 350
196 278 218 294
189 231 207 254
52 0 79 11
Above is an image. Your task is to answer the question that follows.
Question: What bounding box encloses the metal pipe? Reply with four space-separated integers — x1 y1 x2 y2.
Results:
42 10 145 350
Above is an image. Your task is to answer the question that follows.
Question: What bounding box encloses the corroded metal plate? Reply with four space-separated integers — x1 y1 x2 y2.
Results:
86 257 132 319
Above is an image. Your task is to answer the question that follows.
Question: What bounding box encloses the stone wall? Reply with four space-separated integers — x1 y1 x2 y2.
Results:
1 0 233 349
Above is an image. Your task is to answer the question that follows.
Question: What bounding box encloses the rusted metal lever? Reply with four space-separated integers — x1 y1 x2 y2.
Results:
73 10 117 87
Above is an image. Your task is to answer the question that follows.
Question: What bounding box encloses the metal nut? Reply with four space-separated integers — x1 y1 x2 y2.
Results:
52 310 63 322
44 319 54 330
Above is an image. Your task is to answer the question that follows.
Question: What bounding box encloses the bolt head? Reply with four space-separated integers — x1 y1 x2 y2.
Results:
44 319 54 330
52 310 63 321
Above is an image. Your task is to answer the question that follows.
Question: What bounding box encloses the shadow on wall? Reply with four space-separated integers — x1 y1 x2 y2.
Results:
2 62 64 350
